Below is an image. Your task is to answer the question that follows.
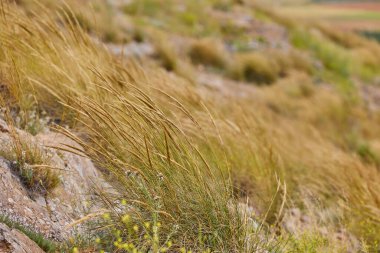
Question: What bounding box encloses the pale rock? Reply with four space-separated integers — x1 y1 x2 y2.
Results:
0 223 44 253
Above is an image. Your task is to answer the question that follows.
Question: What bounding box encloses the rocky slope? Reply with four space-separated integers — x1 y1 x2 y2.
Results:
0 118 107 250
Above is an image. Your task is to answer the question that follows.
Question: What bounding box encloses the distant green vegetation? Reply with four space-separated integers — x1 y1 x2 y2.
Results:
291 30 348 75
361 31 380 43
336 11 380 21
123 0 221 37
290 26 380 93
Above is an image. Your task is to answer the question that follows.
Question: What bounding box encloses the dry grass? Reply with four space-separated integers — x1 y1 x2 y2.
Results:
188 39 228 69
229 52 279 85
191 70 380 250
14 0 127 43
0 104 59 194
1 0 380 251
0 2 277 251
153 38 178 72
228 49 312 85
148 30 196 82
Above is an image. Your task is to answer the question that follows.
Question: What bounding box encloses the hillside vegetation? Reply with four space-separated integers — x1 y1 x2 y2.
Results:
0 0 380 252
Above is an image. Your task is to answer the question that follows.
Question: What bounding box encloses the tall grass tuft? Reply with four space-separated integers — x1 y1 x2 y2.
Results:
188 39 227 69
0 2 277 251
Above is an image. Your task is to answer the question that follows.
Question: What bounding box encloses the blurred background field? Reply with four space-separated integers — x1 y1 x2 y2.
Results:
270 1 380 41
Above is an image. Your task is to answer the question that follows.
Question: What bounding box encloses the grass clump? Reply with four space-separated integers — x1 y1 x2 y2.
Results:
0 107 59 194
55 90 269 251
9 138 59 194
154 41 178 72
149 30 179 72
229 52 278 85
188 39 227 69
150 31 195 81
228 49 312 85
0 3 276 251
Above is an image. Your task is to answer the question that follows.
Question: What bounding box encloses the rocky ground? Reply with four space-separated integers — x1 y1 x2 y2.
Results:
0 118 108 251
0 223 45 253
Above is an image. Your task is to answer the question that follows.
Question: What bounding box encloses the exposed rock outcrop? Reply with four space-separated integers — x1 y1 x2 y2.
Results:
0 223 44 253
0 118 107 240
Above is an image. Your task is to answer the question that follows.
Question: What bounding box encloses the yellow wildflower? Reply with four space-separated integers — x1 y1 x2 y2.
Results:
122 214 130 223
